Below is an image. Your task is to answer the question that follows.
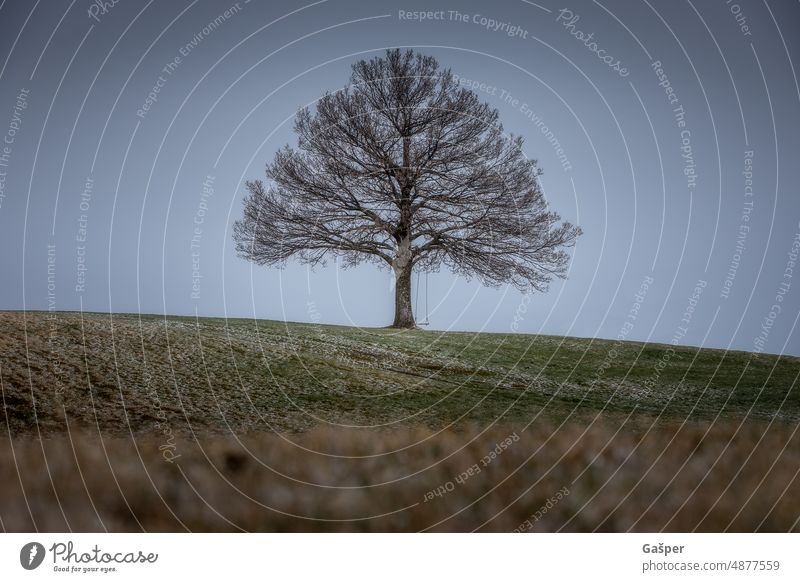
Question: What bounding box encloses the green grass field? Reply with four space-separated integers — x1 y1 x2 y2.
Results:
1 311 797 435
1 311 799 532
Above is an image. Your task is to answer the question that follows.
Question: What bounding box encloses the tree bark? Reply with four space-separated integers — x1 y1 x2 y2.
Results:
391 195 415 327
391 261 415 328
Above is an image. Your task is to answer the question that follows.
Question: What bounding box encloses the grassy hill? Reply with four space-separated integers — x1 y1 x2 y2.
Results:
2 311 799 532
1 311 797 435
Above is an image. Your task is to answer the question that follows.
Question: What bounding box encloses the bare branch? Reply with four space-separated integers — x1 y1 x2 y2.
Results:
233 49 582 326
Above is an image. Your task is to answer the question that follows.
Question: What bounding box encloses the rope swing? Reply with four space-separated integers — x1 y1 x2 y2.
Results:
414 270 430 326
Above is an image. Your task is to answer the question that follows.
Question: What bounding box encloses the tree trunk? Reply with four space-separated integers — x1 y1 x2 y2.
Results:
391 262 415 328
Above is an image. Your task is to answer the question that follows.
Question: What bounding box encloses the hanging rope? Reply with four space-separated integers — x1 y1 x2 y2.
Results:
414 269 430 326
414 269 420 319
424 271 429 325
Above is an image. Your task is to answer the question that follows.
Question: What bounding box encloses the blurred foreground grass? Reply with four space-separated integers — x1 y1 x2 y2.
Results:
1 420 798 532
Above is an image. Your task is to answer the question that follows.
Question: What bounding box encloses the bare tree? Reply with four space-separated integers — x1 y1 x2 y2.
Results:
234 49 581 328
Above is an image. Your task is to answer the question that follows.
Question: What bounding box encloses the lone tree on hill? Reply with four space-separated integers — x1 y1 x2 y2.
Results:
234 49 581 328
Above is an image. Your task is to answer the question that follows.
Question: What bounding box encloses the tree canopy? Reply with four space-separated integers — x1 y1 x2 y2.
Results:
234 49 581 327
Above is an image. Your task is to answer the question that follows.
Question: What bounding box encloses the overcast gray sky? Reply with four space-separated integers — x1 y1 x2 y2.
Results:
1 0 798 355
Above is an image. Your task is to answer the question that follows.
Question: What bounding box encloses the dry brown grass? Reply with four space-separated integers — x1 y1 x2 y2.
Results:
1 419 798 532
